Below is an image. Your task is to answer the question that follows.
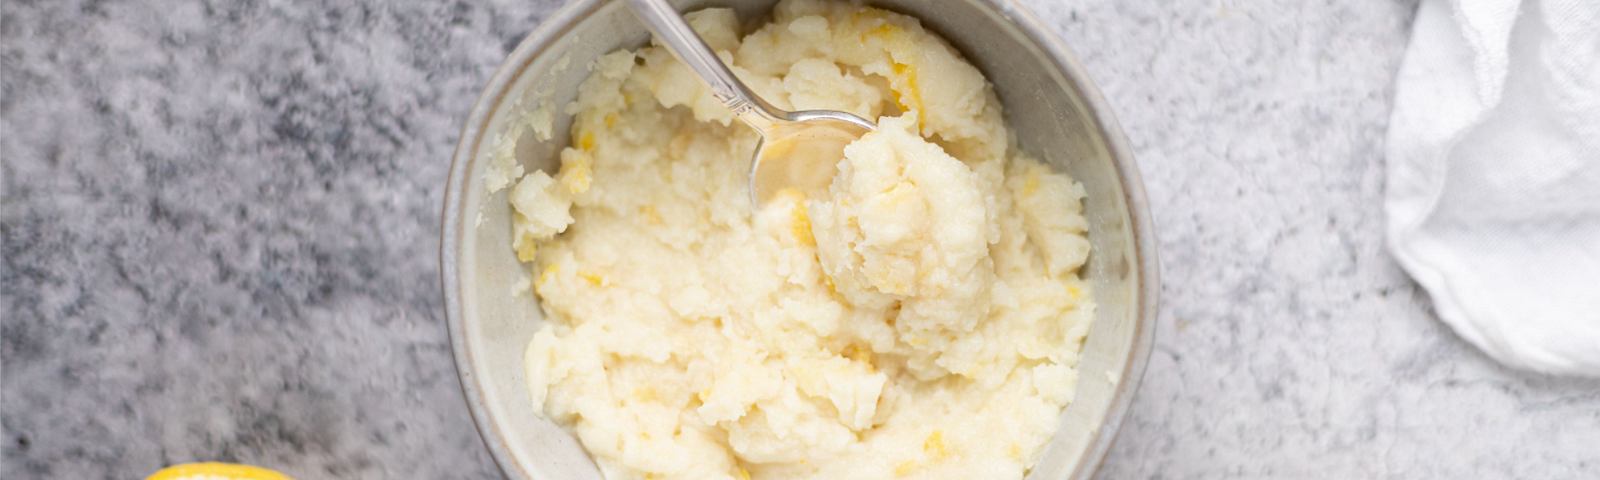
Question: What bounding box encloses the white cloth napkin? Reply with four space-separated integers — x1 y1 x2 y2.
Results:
1386 0 1600 376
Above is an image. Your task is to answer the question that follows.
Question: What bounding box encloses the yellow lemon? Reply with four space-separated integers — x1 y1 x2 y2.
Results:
145 462 294 480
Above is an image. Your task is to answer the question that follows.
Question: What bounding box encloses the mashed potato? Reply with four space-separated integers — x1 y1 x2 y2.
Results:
499 2 1094 479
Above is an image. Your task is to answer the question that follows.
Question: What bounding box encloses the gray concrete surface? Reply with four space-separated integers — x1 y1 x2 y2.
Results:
4 0 1597 479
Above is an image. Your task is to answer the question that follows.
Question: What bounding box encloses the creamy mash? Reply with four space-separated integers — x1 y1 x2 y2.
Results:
496 1 1095 479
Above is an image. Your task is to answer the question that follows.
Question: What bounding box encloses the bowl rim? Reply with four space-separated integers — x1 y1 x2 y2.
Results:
439 1 1160 479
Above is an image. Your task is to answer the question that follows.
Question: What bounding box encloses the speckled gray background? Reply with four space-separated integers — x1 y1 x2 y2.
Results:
3 0 1597 479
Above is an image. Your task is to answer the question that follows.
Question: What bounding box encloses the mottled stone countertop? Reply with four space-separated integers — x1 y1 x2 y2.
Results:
4 0 1597 478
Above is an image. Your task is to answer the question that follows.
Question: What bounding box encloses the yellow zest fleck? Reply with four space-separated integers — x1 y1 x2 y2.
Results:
738 468 751 480
639 431 652 440
815 253 836 292
536 263 561 289
562 158 592 193
1023 172 1041 196
638 204 664 225
893 461 915 476
871 269 910 295
871 24 897 37
632 387 658 402
893 462 914 476
895 64 924 124
964 361 989 379
604 112 618 129
843 345 874 373
1068 285 1081 298
514 236 538 262
146 463 293 480
858 17 921 121
791 201 815 247
579 130 596 151
889 64 913 110
580 272 607 287
924 430 949 460
845 345 871 364
854 10 894 41
1008 443 1023 461
644 473 660 480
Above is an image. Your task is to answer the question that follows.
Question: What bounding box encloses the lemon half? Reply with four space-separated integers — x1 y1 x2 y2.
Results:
145 462 294 480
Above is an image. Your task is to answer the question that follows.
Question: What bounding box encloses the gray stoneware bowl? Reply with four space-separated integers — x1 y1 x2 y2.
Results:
440 0 1159 478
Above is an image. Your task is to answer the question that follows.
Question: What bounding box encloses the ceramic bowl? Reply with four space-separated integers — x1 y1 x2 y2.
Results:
441 1 1159 478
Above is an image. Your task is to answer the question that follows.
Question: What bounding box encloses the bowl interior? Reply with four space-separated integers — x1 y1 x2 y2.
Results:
443 1 1153 479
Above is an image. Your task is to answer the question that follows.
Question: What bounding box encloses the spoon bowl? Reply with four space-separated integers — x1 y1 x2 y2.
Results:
626 0 875 208
750 111 875 205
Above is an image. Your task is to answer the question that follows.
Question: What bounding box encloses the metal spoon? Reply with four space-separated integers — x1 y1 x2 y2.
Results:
625 0 875 208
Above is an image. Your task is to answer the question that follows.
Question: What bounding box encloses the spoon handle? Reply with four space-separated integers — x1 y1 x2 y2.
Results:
624 0 786 132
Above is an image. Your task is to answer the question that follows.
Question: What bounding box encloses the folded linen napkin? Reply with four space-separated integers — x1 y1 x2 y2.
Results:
1386 0 1599 376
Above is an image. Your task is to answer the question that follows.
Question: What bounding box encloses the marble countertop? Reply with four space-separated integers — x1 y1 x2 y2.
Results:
4 0 1597 478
